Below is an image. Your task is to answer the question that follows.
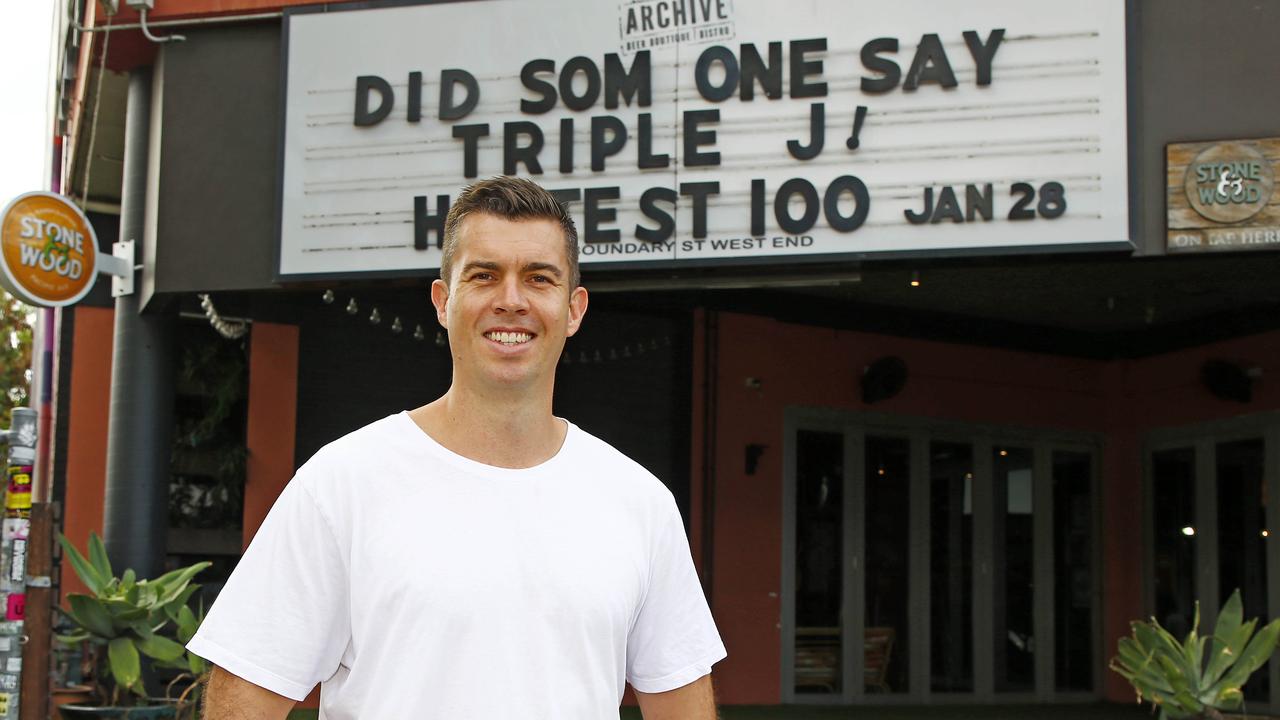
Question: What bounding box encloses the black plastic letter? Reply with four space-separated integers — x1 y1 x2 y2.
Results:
354 75 393 126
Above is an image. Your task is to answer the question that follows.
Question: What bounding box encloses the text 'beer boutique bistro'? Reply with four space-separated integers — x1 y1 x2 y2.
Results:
49 0 1280 710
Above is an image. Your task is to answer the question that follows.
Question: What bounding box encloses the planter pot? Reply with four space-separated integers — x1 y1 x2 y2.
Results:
58 701 185 719
51 685 95 720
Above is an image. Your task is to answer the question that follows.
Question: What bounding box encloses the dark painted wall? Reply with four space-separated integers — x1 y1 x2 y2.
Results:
279 290 694 518
1133 0 1280 255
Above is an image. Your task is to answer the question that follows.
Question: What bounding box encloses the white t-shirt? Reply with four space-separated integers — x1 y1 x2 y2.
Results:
188 412 726 719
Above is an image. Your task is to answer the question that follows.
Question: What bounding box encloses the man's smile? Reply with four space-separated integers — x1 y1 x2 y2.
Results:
483 330 535 346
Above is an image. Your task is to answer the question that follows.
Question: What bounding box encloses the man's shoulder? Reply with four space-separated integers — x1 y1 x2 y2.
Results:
566 423 673 498
295 412 409 484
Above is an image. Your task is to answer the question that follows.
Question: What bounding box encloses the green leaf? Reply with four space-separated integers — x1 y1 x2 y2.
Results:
155 562 211 606
57 535 106 596
188 651 207 676
107 637 141 692
162 585 199 618
1206 591 1250 686
1215 618 1280 691
135 629 186 662
88 532 113 583
102 599 149 624
55 631 90 645
151 561 212 594
67 594 116 638
121 568 136 590
175 605 199 643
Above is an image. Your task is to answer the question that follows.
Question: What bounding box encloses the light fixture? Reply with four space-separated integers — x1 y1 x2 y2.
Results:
999 449 1008 457
1263 530 1270 539
1182 526 1196 537
877 465 886 476
910 270 920 288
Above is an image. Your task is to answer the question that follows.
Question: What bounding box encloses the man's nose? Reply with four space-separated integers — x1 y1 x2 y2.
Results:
494 276 528 313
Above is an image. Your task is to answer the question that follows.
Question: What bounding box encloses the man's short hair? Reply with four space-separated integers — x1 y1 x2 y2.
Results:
441 176 580 288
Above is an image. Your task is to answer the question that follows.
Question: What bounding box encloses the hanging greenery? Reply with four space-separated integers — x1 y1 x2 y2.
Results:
169 326 248 530
0 291 35 428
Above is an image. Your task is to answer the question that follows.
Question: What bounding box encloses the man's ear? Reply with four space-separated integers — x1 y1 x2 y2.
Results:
565 286 589 337
430 279 450 328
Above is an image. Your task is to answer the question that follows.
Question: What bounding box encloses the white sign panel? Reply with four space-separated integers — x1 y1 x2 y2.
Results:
279 0 1130 279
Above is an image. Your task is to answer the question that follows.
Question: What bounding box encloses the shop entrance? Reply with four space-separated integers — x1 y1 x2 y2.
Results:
781 410 1102 703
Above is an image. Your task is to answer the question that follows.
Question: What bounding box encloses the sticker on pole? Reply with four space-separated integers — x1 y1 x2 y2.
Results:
0 192 99 307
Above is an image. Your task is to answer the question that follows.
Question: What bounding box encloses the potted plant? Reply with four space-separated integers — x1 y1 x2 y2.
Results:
55 532 211 719
1111 589 1280 720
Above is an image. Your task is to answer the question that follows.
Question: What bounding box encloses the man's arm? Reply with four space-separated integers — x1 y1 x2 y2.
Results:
634 673 717 720
201 665 297 720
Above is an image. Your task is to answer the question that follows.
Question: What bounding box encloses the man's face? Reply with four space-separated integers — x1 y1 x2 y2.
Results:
431 213 587 394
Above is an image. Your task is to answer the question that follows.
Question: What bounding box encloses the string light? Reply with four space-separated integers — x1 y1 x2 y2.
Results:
316 289 664 362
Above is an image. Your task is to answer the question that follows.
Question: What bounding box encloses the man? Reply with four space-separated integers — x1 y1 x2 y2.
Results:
188 176 727 719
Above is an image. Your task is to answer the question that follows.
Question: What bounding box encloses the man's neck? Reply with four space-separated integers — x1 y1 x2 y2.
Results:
407 384 565 469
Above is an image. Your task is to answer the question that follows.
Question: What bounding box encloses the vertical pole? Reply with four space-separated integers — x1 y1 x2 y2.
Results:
17 504 50 720
102 67 173 578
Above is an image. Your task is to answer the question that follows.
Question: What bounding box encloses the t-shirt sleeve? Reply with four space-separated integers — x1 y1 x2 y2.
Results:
625 490 727 694
186 476 350 701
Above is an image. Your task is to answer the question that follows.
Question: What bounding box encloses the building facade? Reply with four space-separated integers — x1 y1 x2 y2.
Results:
47 0 1280 710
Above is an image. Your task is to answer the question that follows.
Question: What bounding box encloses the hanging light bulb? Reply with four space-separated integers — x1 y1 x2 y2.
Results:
369 307 382 325
609 347 618 361
622 345 632 358
1181 526 1196 537
910 270 921 288
413 324 425 341
390 317 403 334
322 289 335 304
594 349 603 363
346 298 358 315
580 350 589 363
561 353 570 365
435 331 447 347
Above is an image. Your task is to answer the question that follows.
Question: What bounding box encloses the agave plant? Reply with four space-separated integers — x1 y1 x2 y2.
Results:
1111 589 1280 720
56 532 211 708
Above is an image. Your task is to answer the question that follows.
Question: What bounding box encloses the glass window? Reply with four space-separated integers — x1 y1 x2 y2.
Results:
930 441 973 693
1152 448 1196 641
1053 451 1093 692
866 436 910 693
1216 438 1268 704
994 446 1034 692
795 431 843 694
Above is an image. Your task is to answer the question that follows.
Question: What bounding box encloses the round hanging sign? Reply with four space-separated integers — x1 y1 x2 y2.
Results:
0 192 100 307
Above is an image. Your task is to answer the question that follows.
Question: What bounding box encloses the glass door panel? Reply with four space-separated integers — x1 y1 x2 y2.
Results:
1053 450 1093 692
994 446 1034 692
865 436 910 694
1216 438 1268 703
1152 448 1196 639
794 430 844 695
930 441 973 693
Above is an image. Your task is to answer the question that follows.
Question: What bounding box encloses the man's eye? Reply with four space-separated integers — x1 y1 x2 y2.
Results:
471 272 494 281
530 275 551 283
